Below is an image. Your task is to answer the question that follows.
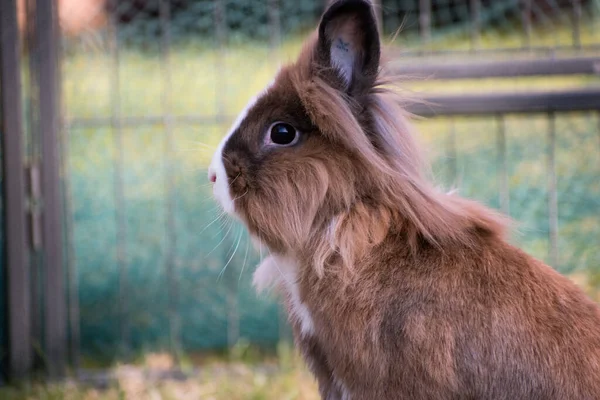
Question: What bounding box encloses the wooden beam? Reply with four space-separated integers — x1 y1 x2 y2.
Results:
392 57 600 80
407 88 600 116
36 0 67 379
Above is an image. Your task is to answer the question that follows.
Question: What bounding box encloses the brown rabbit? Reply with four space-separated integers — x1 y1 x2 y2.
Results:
208 1 600 398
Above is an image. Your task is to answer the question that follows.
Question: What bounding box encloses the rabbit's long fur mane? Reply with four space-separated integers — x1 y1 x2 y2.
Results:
288 36 508 277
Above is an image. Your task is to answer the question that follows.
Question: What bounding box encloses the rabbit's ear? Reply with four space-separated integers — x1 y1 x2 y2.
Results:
316 0 380 95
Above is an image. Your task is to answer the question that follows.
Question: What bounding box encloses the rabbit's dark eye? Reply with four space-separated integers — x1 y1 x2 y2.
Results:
269 122 299 146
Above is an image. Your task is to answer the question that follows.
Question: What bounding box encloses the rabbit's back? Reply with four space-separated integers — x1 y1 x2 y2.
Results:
292 233 600 400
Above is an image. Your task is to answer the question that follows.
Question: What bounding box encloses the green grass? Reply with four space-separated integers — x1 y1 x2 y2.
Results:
0 349 320 400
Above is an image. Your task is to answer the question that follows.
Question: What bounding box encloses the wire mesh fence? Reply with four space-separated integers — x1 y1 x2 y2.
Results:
16 0 600 368
0 82 5 384
382 0 599 54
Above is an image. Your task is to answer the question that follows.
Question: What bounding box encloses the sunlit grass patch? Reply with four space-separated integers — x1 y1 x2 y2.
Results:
0 347 319 400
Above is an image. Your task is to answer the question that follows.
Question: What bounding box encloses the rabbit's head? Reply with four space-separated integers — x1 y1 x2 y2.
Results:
209 0 506 273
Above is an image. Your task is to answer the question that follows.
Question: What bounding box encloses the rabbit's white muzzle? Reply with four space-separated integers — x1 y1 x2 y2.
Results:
208 79 276 215
208 144 234 215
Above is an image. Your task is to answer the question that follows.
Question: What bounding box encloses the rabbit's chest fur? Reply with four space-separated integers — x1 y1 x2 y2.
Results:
253 255 356 399
253 255 315 337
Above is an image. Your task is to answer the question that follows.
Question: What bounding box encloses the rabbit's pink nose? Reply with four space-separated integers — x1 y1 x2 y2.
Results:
208 170 217 183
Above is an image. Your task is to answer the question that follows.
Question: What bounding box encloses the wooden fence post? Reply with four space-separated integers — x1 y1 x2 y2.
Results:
36 0 67 379
0 0 33 381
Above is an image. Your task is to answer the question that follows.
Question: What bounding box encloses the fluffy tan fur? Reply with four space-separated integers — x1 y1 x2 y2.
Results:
285 34 509 279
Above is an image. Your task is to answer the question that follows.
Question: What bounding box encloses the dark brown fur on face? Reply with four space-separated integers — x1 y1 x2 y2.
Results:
214 1 600 398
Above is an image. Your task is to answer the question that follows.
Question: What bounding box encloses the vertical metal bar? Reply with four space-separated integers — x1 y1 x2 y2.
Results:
58 27 78 367
496 115 510 215
0 0 33 381
571 0 582 49
159 0 180 365
268 0 281 54
224 234 239 350
224 234 238 350
227 279 239 349
61 122 79 370
419 0 432 51
214 0 227 123
214 0 238 351
470 0 481 51
108 0 128 357
36 0 67 379
591 0 595 37
597 111 600 174
447 119 458 185
547 113 559 269
521 0 532 50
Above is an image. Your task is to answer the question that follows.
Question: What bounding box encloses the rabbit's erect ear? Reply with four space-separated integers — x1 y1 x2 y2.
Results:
316 0 380 95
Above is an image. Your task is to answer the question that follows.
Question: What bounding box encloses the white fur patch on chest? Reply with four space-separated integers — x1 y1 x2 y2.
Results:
253 255 315 337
